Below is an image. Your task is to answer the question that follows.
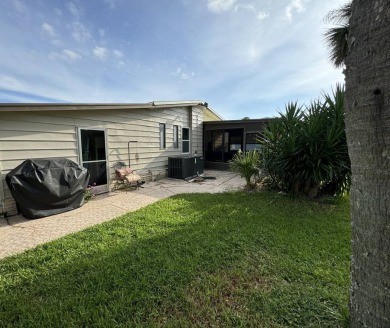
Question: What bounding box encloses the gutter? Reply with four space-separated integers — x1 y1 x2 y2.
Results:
0 160 6 218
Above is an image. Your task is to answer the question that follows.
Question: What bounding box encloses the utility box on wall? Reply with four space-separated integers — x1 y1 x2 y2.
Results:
168 155 204 179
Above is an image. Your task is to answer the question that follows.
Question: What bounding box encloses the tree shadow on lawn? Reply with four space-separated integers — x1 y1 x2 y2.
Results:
0 192 350 327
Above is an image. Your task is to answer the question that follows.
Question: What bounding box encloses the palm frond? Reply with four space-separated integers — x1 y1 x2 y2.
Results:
324 26 349 68
324 2 352 24
324 1 352 68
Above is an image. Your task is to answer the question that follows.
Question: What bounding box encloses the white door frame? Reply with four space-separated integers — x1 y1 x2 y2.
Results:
77 127 109 193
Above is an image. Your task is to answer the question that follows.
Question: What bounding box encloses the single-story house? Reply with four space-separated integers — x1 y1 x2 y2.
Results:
0 101 222 216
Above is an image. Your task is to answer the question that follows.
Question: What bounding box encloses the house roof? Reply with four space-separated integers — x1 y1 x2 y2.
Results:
0 101 223 121
203 118 273 132
204 118 273 125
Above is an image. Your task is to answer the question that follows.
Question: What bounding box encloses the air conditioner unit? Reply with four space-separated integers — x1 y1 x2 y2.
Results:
168 155 204 179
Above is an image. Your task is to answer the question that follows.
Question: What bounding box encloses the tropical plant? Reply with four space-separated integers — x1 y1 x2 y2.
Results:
320 85 351 194
260 85 350 197
260 102 304 192
229 150 260 189
324 1 352 68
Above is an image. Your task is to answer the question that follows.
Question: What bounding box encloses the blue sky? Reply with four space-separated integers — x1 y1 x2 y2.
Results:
0 0 347 119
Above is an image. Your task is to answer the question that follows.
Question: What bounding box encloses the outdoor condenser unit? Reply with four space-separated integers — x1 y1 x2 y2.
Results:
168 155 204 179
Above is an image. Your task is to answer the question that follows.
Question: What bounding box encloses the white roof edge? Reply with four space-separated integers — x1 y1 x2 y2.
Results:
0 101 224 120
152 100 204 106
152 100 223 121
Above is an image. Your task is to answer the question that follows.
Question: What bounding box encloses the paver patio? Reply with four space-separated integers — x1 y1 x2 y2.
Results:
0 170 244 259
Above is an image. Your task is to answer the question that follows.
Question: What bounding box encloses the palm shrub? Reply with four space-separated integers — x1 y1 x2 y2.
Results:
320 86 351 194
260 85 350 197
229 150 260 189
260 102 304 192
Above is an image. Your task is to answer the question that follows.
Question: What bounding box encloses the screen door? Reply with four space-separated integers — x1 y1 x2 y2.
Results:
79 128 108 193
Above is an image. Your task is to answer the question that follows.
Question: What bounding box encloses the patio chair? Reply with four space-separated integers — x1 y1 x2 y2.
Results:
113 162 143 192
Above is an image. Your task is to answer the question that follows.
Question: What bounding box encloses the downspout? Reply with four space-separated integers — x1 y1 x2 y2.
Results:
189 106 193 155
0 159 6 218
203 119 206 159
188 105 201 155
195 107 200 154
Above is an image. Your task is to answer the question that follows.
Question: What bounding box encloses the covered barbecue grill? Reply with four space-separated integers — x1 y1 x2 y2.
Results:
6 158 90 219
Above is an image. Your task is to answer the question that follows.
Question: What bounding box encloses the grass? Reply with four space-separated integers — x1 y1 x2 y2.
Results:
0 192 350 327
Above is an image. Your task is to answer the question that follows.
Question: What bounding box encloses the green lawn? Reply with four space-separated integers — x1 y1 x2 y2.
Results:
0 192 350 327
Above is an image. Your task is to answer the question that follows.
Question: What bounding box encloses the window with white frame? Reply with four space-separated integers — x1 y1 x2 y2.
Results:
159 123 166 149
182 127 190 153
173 125 179 148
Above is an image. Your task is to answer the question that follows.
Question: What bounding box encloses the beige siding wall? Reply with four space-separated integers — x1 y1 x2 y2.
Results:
191 106 203 155
0 106 204 216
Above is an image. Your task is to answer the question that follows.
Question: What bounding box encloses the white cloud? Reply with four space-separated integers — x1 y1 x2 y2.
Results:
41 22 55 36
103 0 120 9
285 0 305 21
49 49 81 62
93 46 108 60
66 2 82 18
180 72 195 81
256 11 269 21
13 0 26 13
113 49 124 58
70 22 91 43
234 4 253 12
207 0 237 13
0 74 24 90
248 43 261 61
63 49 81 61
112 49 124 58
172 66 195 81
233 4 269 21
205 1 271 22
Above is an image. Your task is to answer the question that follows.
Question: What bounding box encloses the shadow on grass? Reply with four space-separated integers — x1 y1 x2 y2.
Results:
0 192 350 327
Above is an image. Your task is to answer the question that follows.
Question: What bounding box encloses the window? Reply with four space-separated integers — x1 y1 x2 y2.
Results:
205 130 223 162
159 123 166 149
245 133 261 151
173 125 179 148
229 134 242 151
182 127 190 153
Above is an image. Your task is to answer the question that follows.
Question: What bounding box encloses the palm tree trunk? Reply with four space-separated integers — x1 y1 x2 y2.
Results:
344 0 390 326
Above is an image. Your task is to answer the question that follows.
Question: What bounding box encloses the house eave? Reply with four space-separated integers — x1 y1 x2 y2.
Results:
0 101 208 112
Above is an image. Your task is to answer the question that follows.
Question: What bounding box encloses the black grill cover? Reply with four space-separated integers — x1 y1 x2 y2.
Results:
6 158 90 219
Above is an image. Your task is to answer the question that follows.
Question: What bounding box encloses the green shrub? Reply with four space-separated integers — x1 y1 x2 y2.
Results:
260 85 350 197
229 150 260 188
